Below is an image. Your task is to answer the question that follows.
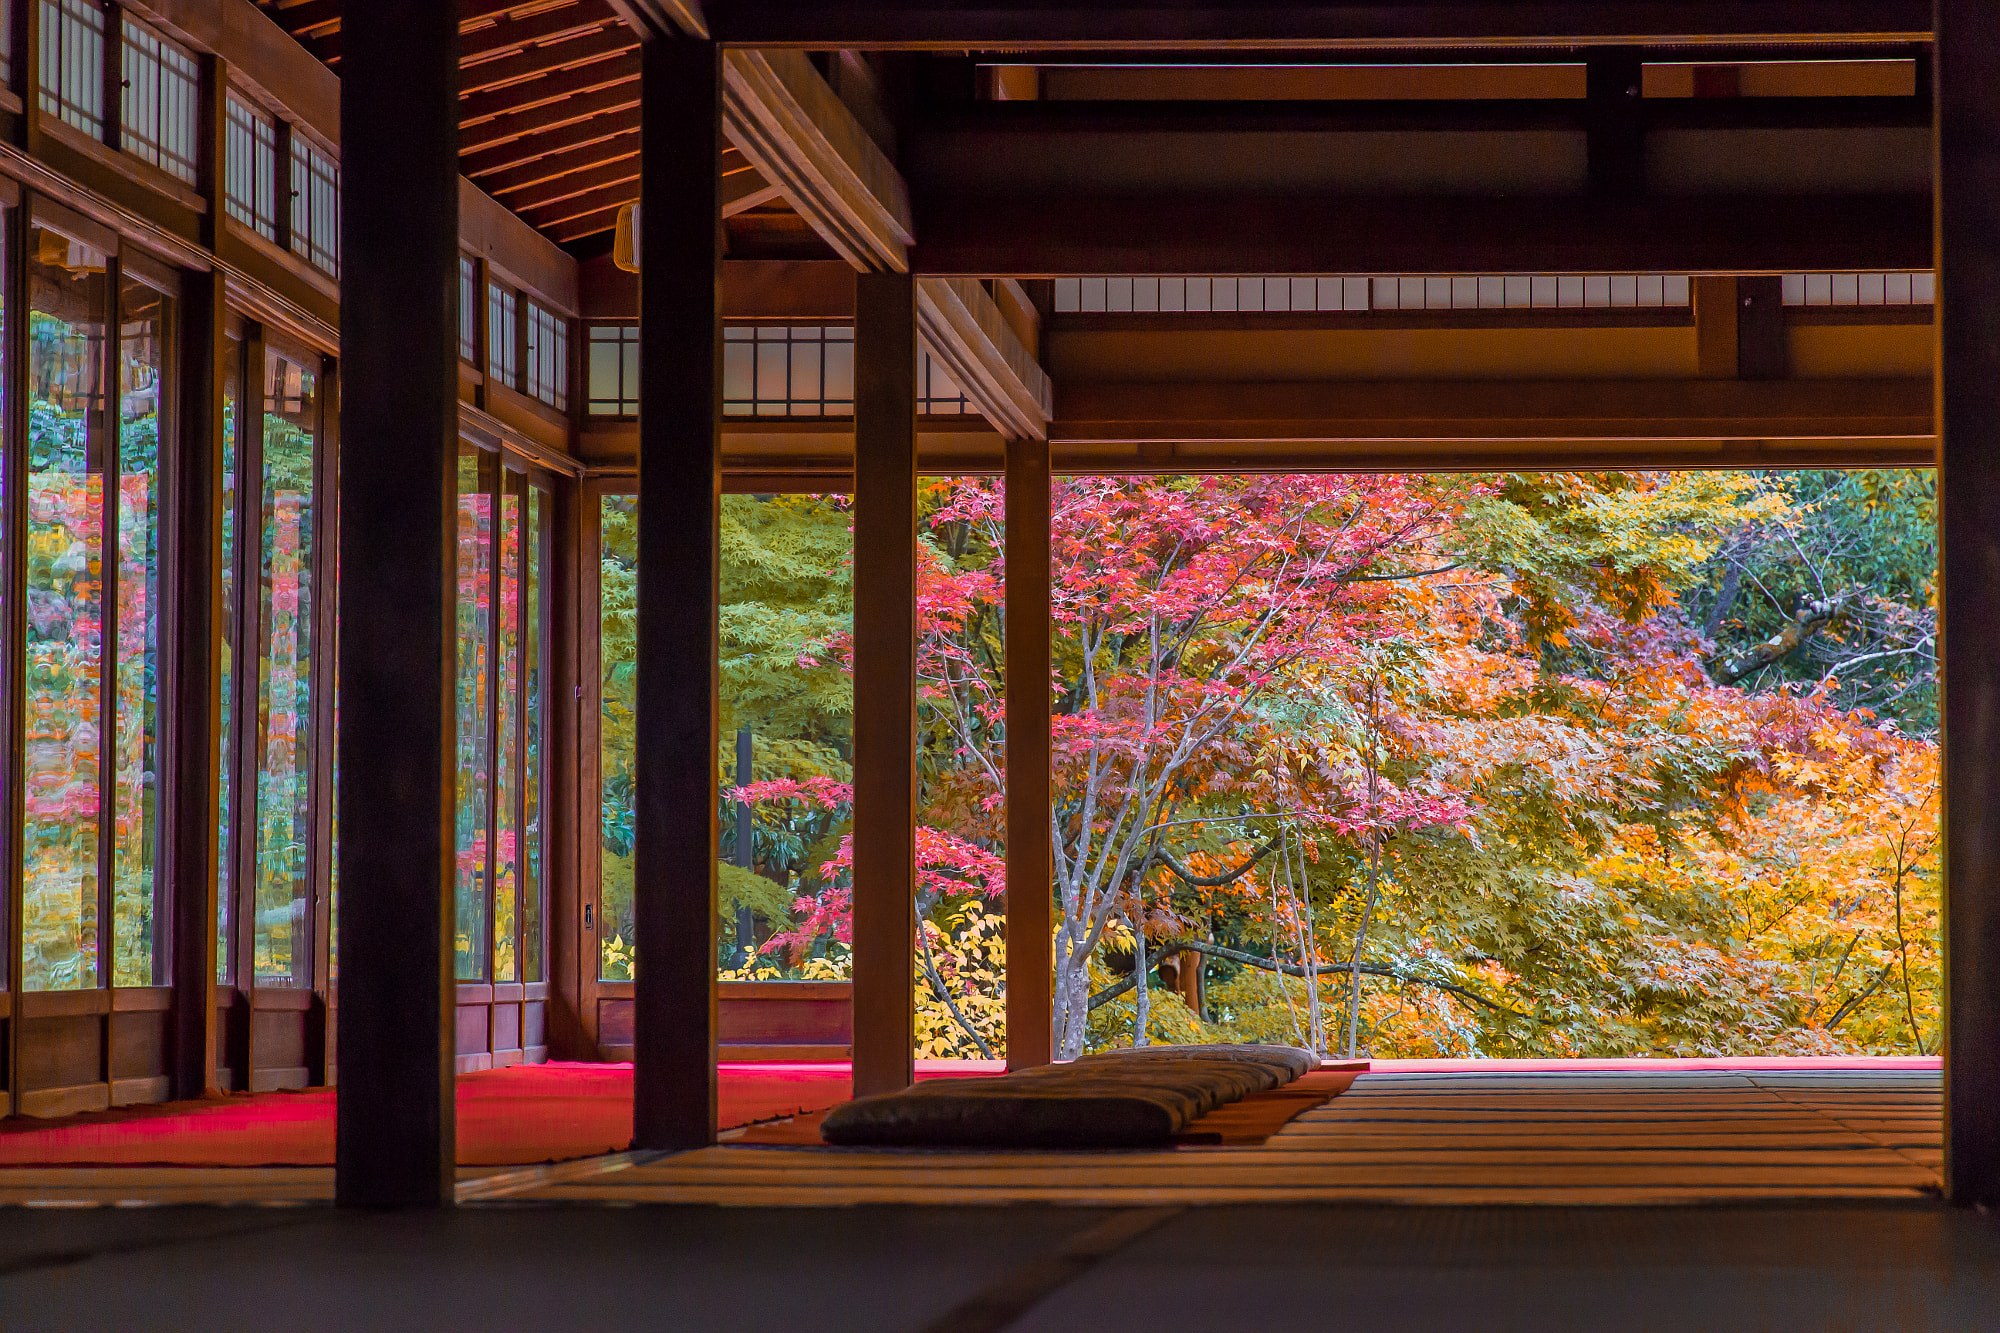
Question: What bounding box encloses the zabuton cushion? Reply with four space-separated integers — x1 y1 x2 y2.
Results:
819 1043 1318 1148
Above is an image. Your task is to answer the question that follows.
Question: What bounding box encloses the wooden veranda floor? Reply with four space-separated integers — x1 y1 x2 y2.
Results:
0 1064 1943 1208
500 1064 1945 1208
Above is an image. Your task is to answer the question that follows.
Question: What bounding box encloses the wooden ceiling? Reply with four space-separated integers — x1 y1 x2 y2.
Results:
256 0 782 248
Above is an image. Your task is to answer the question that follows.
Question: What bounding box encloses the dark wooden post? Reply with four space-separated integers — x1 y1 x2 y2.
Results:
166 267 224 1100
851 272 917 1097
631 36 722 1152
1939 0 2000 1208
1004 435 1053 1069
335 1 460 1208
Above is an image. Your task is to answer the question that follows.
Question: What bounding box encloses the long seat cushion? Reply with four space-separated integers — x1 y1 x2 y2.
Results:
819 1043 1318 1148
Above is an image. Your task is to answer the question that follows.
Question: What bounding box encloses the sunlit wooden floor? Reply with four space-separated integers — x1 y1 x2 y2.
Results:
500 1066 1944 1208
0 1066 1942 1208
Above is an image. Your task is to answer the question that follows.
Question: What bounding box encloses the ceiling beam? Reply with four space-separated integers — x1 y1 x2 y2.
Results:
461 85 639 155
459 7 618 63
460 27 636 96
917 278 1053 440
460 111 638 175
699 1 1932 50
500 155 640 213
477 128 640 193
603 0 708 38
721 47 911 269
1053 375 1931 445
459 51 638 124
517 177 646 228
911 190 1932 275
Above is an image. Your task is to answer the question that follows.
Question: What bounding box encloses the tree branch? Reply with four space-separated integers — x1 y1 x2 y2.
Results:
1710 588 1860 685
1154 836 1284 888
1085 938 1535 1020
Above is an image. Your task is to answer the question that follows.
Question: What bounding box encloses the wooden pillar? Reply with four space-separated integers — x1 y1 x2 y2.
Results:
1004 435 1053 1068
166 267 224 1100
851 273 917 1097
1939 0 2000 1207
631 37 721 1152
334 1 460 1208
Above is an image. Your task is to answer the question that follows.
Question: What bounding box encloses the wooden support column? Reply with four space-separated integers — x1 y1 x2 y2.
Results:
631 36 722 1152
1004 435 1053 1069
1585 49 1646 198
166 267 224 1100
335 1 460 1208
1939 0 2000 1208
851 272 917 1097
1736 275 1789 381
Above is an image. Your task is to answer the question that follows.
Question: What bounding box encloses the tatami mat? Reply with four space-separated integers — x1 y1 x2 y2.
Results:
495 1066 1943 1207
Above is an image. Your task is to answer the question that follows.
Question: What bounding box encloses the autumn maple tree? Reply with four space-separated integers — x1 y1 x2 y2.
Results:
678 466 1939 1061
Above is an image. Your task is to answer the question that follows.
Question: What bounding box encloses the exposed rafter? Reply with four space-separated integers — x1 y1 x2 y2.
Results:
461 114 640 177
477 129 642 194
916 278 1053 440
721 48 911 270
461 90 639 156
461 28 637 96
459 52 638 125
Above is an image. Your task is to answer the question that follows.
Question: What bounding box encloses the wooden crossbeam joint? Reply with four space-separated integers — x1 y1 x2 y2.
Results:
916 277 1053 441
722 48 912 271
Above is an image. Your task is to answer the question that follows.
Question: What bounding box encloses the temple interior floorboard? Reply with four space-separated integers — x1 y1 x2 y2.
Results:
0 1197 1998 1332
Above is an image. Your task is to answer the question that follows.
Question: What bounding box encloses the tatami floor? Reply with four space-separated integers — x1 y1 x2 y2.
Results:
500 1064 1944 1208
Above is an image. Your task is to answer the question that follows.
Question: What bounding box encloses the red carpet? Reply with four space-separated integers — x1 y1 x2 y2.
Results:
0 1060 1005 1168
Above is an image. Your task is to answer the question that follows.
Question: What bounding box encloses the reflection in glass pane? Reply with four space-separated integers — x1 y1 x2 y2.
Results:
492 484 520 983
598 494 635 978
254 349 316 985
522 487 545 983
217 337 239 982
455 451 491 981
23 227 106 991
112 274 169 986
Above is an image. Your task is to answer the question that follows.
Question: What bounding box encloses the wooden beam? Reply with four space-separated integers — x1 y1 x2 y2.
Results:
850 271 918 1098
516 177 643 229
605 0 708 39
1939 0 2000 1208
459 53 638 125
545 204 637 243
916 277 1053 441
475 128 640 195
259 0 532 39
1053 376 1933 445
461 27 635 97
700 1 1931 50
459 8 618 64
335 0 459 1210
493 154 638 213
911 191 1932 276
1004 433 1053 1070
722 48 911 270
631 36 721 1153
462 116 636 180
546 176 781 244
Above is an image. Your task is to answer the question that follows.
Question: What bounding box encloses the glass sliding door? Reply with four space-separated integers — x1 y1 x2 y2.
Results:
215 334 240 981
453 453 551 987
454 449 492 980
110 268 171 986
250 349 318 986
22 225 109 991
20 225 172 994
